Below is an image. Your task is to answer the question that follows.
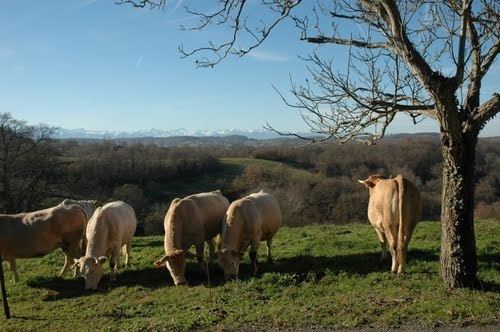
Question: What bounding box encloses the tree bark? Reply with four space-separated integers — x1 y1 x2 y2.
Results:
439 126 478 288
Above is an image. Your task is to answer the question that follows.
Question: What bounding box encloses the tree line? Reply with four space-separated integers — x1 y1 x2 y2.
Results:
1 113 497 235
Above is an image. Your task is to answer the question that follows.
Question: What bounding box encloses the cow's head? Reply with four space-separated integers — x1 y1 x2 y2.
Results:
358 174 387 189
154 249 187 285
218 248 243 280
72 255 107 290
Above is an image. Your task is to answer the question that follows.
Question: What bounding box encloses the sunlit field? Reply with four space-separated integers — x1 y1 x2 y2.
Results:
0 220 498 331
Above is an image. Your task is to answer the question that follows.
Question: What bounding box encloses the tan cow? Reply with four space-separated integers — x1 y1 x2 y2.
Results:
73 201 137 290
0 204 87 282
218 191 282 280
154 190 230 285
358 174 421 274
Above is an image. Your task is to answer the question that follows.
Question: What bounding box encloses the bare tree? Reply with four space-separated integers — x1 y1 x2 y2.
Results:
119 0 499 288
0 113 57 213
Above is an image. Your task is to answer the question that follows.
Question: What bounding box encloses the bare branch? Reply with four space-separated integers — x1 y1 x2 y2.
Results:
115 0 165 10
303 36 391 49
466 93 500 132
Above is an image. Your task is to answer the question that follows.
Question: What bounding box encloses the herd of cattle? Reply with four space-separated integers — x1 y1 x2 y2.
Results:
0 174 421 290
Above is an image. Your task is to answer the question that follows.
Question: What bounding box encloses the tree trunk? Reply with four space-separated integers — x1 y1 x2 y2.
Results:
439 129 478 288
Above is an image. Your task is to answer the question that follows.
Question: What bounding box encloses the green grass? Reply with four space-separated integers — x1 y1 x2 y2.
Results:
1 220 498 331
151 157 321 200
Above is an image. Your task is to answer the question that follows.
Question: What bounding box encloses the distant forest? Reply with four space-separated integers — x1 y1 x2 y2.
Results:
0 114 498 234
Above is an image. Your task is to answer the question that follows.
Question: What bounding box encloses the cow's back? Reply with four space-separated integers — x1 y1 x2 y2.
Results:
100 201 137 245
228 192 281 243
367 179 399 230
184 191 229 239
397 176 421 240
0 205 86 258
245 192 282 240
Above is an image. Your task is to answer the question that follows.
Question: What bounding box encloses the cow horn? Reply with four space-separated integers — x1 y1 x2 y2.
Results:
357 179 365 184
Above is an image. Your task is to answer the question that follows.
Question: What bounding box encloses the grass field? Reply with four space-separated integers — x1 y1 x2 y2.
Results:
0 220 498 331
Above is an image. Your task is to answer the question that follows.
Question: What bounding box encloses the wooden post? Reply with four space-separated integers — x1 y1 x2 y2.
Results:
0 253 11 319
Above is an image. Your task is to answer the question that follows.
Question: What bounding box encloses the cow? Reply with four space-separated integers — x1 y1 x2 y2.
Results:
73 201 137 290
218 191 282 280
60 199 99 276
358 174 421 274
0 203 87 282
154 190 230 285
60 199 98 222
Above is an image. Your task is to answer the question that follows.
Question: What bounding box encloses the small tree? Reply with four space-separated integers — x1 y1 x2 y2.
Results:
119 0 499 288
0 113 56 212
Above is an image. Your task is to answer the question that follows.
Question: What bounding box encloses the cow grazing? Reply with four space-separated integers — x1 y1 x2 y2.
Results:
60 199 98 276
358 174 421 274
154 190 230 285
0 204 87 282
218 191 282 280
73 201 136 290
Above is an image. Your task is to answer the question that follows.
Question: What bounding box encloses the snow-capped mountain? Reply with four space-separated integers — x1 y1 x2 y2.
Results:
55 128 282 140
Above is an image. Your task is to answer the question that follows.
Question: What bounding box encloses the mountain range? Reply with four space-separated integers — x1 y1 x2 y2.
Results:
55 128 282 140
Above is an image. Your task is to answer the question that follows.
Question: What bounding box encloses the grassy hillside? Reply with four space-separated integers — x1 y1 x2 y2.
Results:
150 157 322 201
220 158 321 181
0 220 498 331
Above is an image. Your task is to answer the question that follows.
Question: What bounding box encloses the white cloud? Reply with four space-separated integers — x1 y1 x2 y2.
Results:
136 55 144 67
172 0 185 11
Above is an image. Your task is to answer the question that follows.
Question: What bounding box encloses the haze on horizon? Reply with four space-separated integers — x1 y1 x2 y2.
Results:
0 0 499 137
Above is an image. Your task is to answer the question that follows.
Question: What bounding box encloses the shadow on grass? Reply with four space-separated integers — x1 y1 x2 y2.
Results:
26 262 218 301
132 239 164 248
26 248 498 299
260 248 440 277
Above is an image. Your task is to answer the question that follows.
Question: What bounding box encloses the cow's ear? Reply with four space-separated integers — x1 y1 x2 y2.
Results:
166 249 184 260
154 255 167 267
96 256 107 264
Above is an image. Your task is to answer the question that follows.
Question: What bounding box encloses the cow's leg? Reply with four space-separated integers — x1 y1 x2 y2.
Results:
397 242 408 274
375 229 388 264
195 241 208 275
123 243 131 268
59 250 72 277
266 239 274 263
7 259 19 283
382 223 398 273
207 239 216 262
249 240 260 275
109 245 121 281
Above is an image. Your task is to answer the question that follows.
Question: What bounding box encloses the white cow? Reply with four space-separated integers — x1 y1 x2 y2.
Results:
73 201 137 290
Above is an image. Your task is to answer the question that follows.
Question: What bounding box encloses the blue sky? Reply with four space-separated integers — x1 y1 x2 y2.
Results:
0 0 498 136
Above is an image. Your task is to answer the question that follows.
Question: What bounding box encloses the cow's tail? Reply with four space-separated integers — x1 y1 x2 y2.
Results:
396 176 406 269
